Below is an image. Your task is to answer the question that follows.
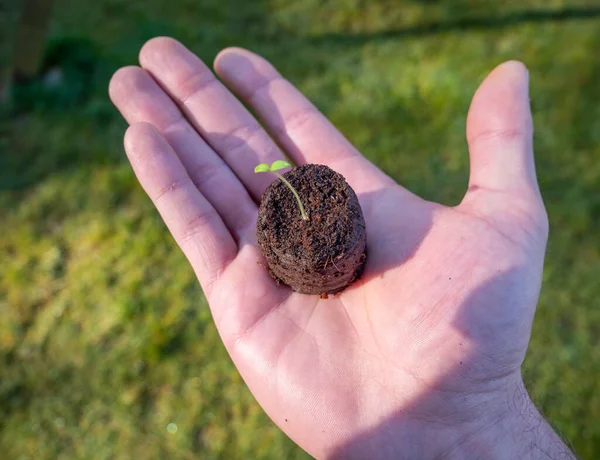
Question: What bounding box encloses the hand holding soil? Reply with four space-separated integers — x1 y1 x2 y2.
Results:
110 38 572 459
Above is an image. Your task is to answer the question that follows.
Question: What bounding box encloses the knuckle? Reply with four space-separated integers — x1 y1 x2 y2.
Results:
217 122 263 153
179 209 219 246
283 106 319 132
468 128 529 149
179 73 220 107
246 75 284 101
189 160 222 187
273 106 319 140
152 176 192 204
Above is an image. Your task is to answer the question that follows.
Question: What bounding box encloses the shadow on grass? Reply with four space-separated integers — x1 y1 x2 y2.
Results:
0 37 126 191
308 6 600 46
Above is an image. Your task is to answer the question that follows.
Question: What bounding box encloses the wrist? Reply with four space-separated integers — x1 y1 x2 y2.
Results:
452 375 576 459
328 375 575 460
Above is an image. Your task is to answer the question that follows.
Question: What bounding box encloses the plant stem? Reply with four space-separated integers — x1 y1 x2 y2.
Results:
273 171 309 221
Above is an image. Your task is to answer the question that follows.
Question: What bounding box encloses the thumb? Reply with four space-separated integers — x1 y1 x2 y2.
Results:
461 61 548 243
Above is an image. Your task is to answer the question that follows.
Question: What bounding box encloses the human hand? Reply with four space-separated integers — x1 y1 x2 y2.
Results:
109 38 574 459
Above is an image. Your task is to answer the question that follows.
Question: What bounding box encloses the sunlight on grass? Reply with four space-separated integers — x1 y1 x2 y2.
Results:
1 0 599 458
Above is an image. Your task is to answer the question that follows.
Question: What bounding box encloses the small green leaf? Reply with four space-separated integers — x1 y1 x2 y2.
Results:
253 160 308 221
254 163 271 173
270 160 291 171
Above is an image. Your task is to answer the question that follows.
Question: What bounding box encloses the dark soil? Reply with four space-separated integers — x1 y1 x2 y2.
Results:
257 164 367 296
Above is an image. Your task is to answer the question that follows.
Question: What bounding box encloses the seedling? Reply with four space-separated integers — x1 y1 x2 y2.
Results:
254 160 309 221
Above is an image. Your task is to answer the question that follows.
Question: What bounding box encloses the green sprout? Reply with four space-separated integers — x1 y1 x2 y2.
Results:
254 160 309 221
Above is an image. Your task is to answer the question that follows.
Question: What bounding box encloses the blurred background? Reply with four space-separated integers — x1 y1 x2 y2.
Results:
1 0 599 458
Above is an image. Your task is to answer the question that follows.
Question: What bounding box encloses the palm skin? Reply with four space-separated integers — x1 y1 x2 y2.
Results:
110 38 559 459
217 187 546 459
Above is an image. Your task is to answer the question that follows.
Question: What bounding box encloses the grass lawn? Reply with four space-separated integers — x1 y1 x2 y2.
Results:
1 0 599 458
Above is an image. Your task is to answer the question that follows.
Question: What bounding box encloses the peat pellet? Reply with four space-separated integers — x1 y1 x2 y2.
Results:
257 164 367 296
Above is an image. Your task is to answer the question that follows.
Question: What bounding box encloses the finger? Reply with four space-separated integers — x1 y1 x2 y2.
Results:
138 37 283 200
109 66 257 242
124 122 237 296
465 61 540 196
462 61 548 240
214 47 394 194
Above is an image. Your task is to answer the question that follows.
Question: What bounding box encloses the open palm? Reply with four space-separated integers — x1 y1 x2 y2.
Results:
110 38 550 459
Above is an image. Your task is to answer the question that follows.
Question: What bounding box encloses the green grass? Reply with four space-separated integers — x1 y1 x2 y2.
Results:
1 0 599 458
